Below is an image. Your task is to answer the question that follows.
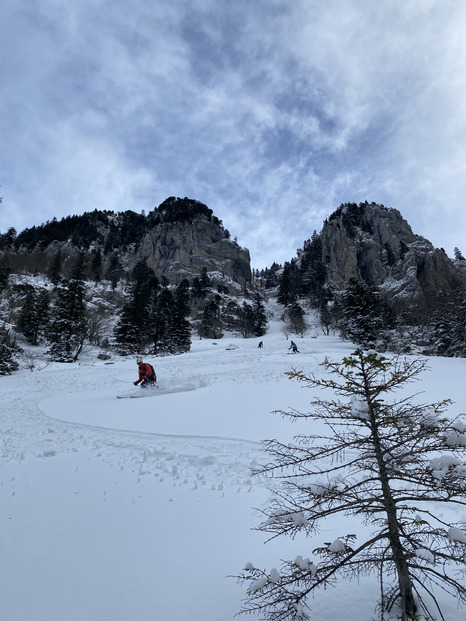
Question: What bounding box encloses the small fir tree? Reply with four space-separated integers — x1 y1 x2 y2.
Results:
454 247 465 261
236 350 466 621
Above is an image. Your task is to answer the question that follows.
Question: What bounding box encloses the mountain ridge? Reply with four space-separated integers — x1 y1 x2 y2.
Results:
1 197 466 362
0 196 252 288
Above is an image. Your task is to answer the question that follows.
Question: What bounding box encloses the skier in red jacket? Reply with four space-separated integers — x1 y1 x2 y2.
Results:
134 359 157 388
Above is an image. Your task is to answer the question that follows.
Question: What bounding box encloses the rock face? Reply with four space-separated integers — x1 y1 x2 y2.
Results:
138 216 251 287
4 197 252 290
320 202 463 308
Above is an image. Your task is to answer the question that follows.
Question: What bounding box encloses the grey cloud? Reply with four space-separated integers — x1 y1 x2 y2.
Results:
1 0 466 268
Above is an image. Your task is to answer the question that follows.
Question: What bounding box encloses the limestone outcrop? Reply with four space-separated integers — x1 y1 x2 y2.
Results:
138 216 251 287
320 202 463 308
5 196 252 290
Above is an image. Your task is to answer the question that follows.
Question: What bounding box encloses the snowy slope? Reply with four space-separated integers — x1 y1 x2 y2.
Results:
2 324 466 621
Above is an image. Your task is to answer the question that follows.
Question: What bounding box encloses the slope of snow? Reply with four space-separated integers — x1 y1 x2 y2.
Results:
2 325 466 621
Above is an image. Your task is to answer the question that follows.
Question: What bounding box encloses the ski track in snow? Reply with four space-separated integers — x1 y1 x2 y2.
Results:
2 368 260 497
1 335 351 561
3 333 463 501
3 337 327 495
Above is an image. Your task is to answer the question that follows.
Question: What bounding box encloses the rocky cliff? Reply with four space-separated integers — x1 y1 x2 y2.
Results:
320 202 463 308
2 197 252 289
138 215 251 287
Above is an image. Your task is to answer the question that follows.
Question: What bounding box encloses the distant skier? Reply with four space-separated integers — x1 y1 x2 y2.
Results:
134 359 157 388
289 340 299 353
258 341 263 348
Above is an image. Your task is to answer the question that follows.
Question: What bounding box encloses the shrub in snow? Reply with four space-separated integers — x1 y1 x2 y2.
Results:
236 350 466 621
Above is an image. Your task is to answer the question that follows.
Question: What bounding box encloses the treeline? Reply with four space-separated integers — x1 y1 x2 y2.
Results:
0 197 231 255
147 196 226 231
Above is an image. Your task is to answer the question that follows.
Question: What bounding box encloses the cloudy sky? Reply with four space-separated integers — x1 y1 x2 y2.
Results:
1 0 465 268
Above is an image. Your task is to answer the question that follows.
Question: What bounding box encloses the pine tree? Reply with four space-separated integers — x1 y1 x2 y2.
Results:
284 301 308 338
191 277 204 299
16 289 36 342
103 223 120 254
252 293 268 337
237 302 255 338
0 323 20 374
172 279 192 352
199 267 211 292
454 247 465 261
300 232 326 304
200 295 223 339
191 268 211 300
237 350 466 620
277 259 301 306
16 288 50 345
48 250 62 286
0 227 17 249
0 266 10 292
47 253 87 362
113 261 156 354
262 262 281 289
340 279 396 348
426 280 466 357
90 249 103 282
221 300 241 332
150 281 175 353
106 252 123 289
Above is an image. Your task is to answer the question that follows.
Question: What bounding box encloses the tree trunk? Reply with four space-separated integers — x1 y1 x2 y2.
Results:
363 370 417 618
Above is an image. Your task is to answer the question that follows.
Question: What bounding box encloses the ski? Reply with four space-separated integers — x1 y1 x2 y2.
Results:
117 381 200 399
117 386 159 399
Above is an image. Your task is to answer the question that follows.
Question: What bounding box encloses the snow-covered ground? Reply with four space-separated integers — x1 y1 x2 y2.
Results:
2 321 466 621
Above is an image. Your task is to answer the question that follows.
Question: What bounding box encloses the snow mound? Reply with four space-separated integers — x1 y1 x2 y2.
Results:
415 548 435 563
448 527 466 544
